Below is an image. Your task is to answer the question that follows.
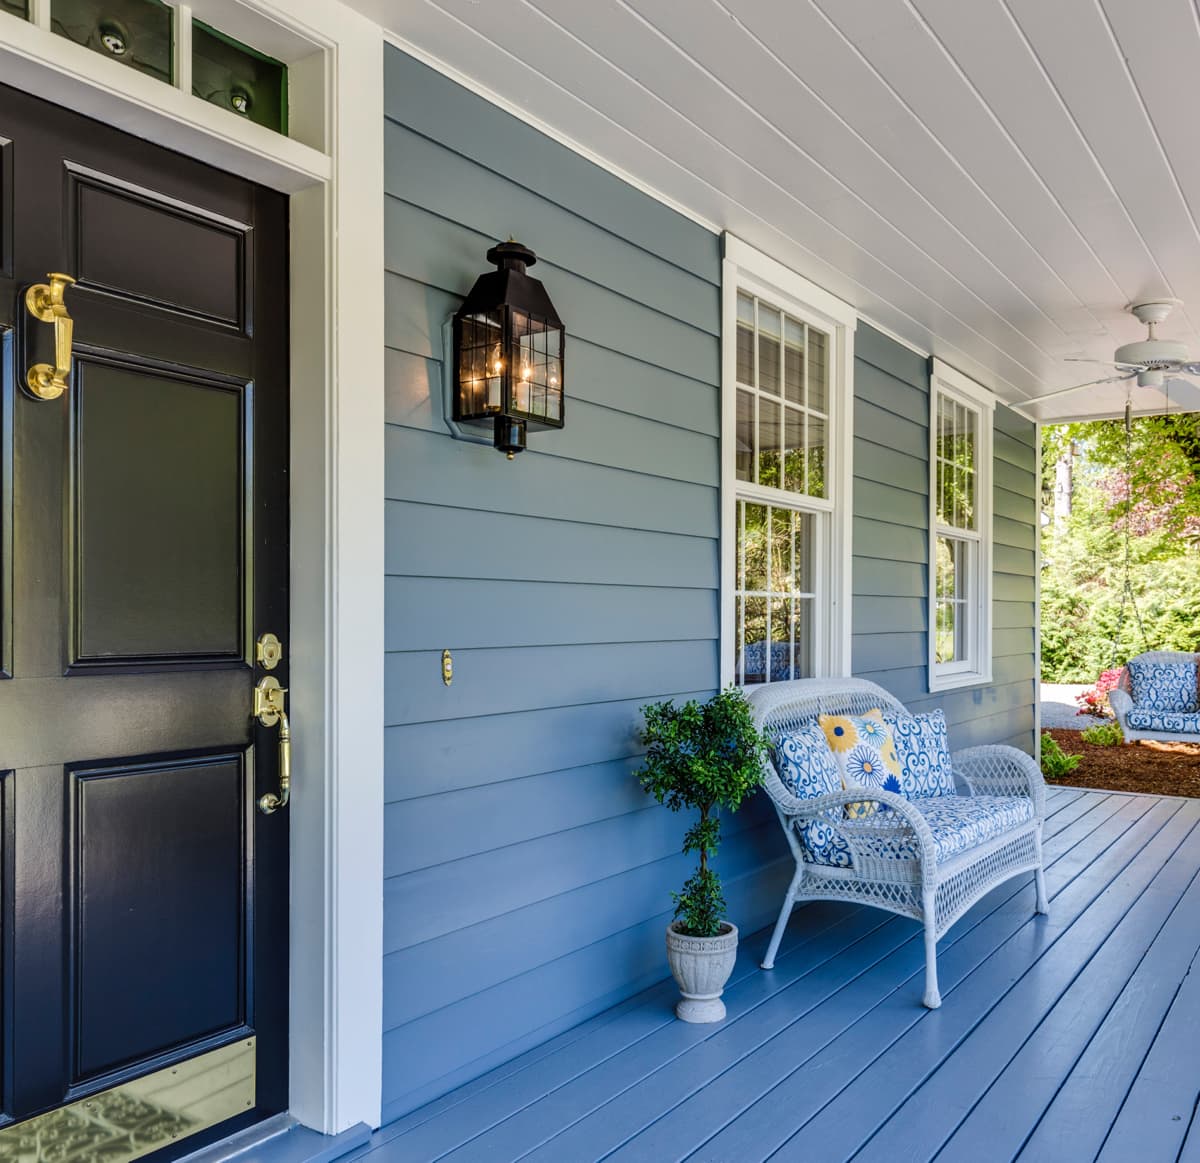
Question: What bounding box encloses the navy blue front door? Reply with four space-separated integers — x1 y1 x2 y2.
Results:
0 81 289 1154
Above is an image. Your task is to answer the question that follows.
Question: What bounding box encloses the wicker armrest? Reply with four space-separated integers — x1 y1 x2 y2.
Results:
952 744 1046 819
1108 687 1133 730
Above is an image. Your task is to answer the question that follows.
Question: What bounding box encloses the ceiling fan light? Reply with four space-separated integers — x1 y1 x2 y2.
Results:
1137 369 1164 388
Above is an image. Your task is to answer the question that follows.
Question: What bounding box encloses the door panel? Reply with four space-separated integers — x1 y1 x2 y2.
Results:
70 355 249 668
71 751 249 1082
0 79 289 1152
67 164 251 332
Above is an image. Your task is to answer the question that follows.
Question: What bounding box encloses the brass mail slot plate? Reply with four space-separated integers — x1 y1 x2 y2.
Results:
0 1037 255 1162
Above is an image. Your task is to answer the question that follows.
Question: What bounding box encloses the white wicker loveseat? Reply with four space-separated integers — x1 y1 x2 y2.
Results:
1109 650 1200 743
747 678 1048 1008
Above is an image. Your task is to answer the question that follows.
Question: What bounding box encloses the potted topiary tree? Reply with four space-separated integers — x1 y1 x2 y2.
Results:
635 687 769 1022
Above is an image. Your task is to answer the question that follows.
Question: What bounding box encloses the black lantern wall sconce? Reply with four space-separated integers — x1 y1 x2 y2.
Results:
449 241 565 459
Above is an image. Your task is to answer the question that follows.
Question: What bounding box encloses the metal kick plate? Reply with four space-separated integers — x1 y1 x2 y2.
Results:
0 1037 256 1163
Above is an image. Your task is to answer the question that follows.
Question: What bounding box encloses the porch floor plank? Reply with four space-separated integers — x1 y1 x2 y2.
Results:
357 788 1200 1162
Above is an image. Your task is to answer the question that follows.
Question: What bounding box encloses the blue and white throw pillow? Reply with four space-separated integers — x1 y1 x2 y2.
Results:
885 710 956 797
774 721 842 800
1128 660 1199 713
773 723 850 867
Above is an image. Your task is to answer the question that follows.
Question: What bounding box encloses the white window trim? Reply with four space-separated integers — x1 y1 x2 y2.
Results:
929 358 995 693
720 234 856 688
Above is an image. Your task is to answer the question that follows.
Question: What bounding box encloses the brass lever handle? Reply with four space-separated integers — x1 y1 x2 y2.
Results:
25 273 76 400
254 676 291 814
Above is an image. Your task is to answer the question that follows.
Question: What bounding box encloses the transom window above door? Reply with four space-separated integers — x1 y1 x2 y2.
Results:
721 236 856 688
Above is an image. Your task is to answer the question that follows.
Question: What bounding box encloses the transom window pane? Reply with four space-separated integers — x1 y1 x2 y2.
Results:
937 396 978 531
734 291 829 500
734 500 815 684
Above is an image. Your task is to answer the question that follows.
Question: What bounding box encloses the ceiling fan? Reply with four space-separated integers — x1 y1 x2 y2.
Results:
1033 299 1200 408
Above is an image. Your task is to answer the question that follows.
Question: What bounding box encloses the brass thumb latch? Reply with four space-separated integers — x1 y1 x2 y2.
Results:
254 676 291 814
25 272 76 401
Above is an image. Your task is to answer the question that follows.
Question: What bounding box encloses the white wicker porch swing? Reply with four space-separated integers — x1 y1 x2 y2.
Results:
746 678 1048 1008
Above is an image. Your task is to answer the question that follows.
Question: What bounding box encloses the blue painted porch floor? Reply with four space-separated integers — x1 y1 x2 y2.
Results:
356 786 1200 1162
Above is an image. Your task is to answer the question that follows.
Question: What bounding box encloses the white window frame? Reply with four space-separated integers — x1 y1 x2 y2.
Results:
720 234 856 688
929 358 995 692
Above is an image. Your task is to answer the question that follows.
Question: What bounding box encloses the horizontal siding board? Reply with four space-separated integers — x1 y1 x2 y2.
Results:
994 543 1035 577
852 595 926 636
995 402 1036 444
852 517 926 564
854 479 927 526
383 123 719 335
384 54 719 283
383 203 718 384
994 514 1037 551
855 323 928 387
384 798 774 953
994 573 1036 603
853 558 925 598
852 631 928 674
995 483 1036 523
385 696 713 803
995 600 1036 630
853 399 928 459
384 426 717 538
994 626 1036 657
383 757 647 879
993 457 1036 497
386 640 718 726
385 577 717 652
852 442 928 494
384 342 720 439
994 429 1037 472
385 502 718 589
855 368 930 428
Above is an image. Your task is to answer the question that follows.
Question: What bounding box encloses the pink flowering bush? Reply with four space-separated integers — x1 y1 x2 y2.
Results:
1075 668 1123 717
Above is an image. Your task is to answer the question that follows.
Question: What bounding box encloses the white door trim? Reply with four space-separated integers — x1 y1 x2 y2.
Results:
0 0 386 1136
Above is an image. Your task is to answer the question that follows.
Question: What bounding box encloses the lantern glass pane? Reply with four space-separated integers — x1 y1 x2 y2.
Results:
459 309 504 419
508 309 563 427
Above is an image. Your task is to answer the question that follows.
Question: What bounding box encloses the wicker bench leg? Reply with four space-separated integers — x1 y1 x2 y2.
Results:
761 866 803 970
922 894 941 1009
1034 831 1049 915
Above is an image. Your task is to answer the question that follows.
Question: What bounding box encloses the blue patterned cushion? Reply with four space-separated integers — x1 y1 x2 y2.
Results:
1125 709 1200 733
1128 660 1199 712
884 710 956 797
846 794 1034 865
774 723 850 866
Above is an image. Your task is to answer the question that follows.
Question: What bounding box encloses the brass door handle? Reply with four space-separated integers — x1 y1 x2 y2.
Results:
254 676 291 814
25 272 76 400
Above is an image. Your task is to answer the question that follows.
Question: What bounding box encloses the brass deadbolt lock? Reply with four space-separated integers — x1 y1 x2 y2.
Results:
256 632 283 670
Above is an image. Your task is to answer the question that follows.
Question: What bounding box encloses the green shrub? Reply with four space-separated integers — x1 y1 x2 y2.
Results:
635 688 769 937
1081 720 1124 747
1041 733 1082 779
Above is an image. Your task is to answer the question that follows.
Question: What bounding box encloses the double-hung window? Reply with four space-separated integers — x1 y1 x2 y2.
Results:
929 359 994 690
721 237 855 687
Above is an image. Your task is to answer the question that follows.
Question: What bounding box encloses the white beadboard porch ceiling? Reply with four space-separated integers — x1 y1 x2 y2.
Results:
356 0 1200 424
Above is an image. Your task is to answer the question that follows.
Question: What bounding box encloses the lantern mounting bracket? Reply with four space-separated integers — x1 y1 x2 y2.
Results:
441 318 493 447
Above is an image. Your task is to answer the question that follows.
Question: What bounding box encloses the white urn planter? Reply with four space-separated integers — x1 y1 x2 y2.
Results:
665 920 738 1022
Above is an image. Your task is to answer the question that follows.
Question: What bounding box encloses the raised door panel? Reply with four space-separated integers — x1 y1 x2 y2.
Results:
69 354 250 670
67 165 251 333
69 751 250 1084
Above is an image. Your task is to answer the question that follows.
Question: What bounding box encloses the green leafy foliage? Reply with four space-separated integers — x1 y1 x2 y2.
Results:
1081 720 1124 747
635 688 769 938
1040 733 1082 779
1041 418 1200 681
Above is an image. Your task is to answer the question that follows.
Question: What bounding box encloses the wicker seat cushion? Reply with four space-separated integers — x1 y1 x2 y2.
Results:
1127 659 1199 712
884 710 956 797
806 793 1033 868
1125 708 1200 733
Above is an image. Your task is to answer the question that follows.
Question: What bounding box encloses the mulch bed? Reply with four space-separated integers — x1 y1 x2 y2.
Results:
1045 726 1200 798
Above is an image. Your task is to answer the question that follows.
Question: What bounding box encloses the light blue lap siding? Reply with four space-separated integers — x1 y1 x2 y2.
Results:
381 46 785 1121
851 324 1039 753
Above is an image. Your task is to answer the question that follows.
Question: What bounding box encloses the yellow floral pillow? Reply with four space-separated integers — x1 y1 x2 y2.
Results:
818 709 903 819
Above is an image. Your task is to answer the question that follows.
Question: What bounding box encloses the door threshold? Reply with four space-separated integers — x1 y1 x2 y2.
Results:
177 1116 372 1163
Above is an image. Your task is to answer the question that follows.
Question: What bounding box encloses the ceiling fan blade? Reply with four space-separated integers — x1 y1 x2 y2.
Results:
1031 372 1137 405
1063 358 1145 372
1179 363 1200 375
